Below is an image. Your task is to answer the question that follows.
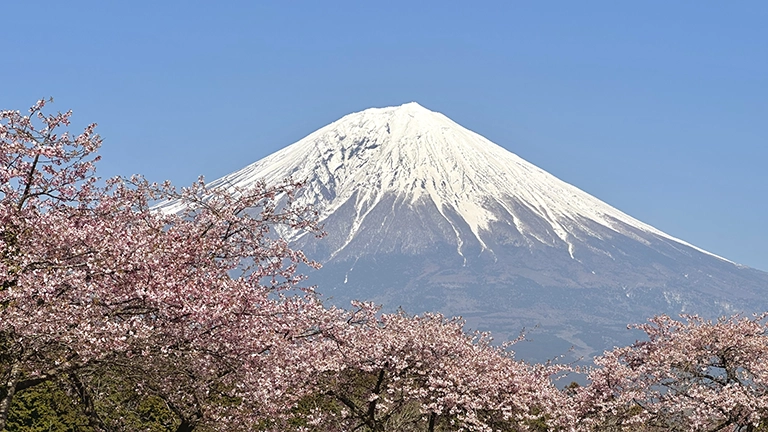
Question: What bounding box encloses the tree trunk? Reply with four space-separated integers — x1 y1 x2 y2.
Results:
175 418 197 432
0 362 21 430
69 372 106 431
365 369 386 431
428 412 436 432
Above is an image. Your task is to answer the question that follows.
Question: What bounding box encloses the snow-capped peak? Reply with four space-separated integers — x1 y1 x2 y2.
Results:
166 102 731 264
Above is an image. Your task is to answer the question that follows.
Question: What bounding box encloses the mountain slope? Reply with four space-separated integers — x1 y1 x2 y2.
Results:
161 102 768 359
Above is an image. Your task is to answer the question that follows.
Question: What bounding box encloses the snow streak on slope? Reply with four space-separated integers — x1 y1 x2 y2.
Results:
158 102 730 264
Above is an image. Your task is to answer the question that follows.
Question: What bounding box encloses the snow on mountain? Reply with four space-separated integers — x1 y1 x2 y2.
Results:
159 102 768 360
182 102 726 264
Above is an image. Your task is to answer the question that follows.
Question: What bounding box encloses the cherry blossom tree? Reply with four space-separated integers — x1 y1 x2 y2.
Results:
574 314 768 431
290 303 573 432
0 100 330 431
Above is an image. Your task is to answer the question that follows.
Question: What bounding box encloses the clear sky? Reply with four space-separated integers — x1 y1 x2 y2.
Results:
3 1 767 271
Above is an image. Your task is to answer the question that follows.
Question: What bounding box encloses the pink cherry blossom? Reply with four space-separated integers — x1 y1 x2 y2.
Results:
575 313 768 431
0 100 329 430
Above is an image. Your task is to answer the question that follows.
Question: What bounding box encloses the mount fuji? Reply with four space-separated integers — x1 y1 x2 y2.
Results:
164 102 768 359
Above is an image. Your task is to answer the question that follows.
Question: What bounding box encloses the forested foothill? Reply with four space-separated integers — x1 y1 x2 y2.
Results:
2 101 768 431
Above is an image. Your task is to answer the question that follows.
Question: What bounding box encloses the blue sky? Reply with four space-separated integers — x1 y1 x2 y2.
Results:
3 1 767 271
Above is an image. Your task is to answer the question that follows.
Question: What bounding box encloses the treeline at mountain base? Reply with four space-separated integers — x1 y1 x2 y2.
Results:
3 101 768 432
